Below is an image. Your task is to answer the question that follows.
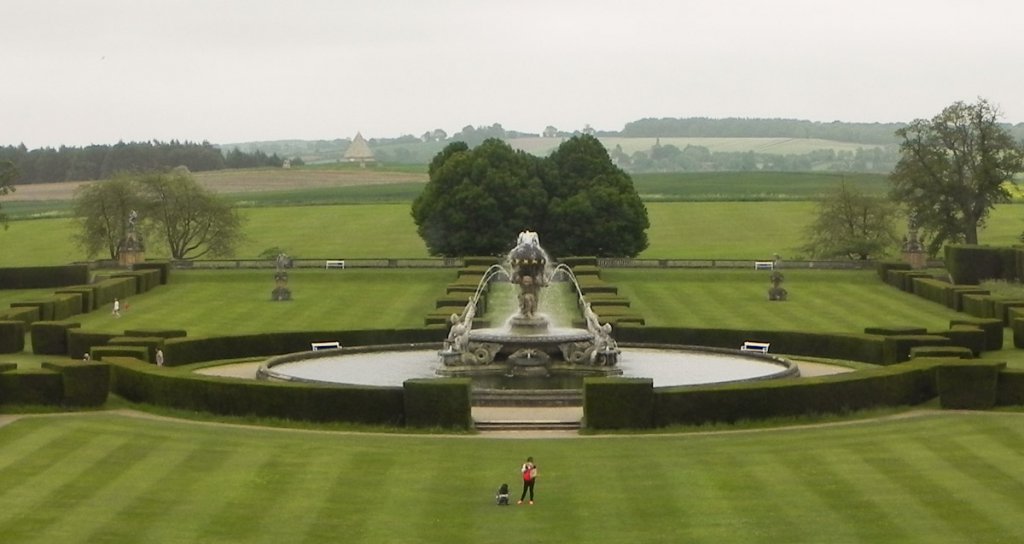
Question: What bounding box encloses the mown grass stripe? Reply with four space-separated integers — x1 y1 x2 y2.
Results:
858 442 1001 541
20 434 180 544
0 433 132 540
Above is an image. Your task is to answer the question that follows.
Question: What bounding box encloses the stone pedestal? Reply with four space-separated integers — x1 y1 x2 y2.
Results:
903 250 927 269
118 249 145 267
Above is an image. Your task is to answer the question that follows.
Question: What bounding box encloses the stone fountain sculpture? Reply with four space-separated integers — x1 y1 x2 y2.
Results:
439 231 621 378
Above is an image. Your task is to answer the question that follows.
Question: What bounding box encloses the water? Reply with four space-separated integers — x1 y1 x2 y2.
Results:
262 347 794 389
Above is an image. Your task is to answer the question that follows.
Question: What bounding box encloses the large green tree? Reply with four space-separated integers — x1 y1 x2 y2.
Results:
72 174 146 259
890 98 1024 254
411 135 648 257
801 182 900 260
140 170 245 260
0 160 16 228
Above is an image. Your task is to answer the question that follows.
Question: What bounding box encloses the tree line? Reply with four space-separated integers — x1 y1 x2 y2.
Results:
0 141 291 185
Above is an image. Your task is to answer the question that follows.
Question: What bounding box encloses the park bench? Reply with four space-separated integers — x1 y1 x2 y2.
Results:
754 261 774 270
311 341 342 351
325 260 346 269
740 341 770 353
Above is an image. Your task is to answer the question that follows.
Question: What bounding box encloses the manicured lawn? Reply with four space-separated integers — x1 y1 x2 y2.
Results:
2 411 1024 543
75 269 453 336
604 269 963 332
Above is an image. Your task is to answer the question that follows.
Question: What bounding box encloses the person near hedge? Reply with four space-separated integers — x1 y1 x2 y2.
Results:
518 456 537 504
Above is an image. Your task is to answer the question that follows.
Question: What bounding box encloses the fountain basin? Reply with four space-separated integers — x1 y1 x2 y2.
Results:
257 343 798 391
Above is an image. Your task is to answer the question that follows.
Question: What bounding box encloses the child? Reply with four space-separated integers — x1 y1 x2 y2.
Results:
495 483 510 505
518 456 537 504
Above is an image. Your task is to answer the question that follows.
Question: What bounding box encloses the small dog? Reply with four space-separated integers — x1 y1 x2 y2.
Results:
495 483 510 505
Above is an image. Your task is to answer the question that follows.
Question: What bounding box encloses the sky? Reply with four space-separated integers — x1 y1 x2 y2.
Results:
2 0 1023 148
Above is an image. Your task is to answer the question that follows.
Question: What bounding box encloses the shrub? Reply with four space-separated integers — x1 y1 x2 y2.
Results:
935 326 987 356
654 360 939 426
108 336 164 362
10 300 54 321
909 346 974 359
0 321 27 353
950 318 1003 351
403 378 471 429
0 306 39 324
42 360 110 406
31 321 81 355
864 326 927 336
945 244 1013 284
584 377 653 429
0 265 90 288
0 368 63 405
997 369 1024 406
67 330 118 359
91 345 149 363
124 329 187 339
882 335 951 363
936 361 1006 409
876 260 911 282
107 357 404 425
55 286 96 313
132 260 171 285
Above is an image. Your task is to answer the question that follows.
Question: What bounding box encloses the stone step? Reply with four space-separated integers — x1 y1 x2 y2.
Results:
475 420 582 431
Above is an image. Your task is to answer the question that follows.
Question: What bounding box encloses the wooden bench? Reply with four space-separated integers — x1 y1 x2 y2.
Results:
754 261 774 270
740 341 770 353
325 260 346 269
311 341 342 351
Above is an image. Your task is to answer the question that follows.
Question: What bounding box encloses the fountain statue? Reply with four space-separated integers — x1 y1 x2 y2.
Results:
438 231 621 378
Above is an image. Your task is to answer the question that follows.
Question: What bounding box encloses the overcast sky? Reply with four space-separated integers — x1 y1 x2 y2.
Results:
2 0 1022 148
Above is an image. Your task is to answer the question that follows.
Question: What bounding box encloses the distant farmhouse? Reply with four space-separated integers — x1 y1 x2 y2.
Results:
343 132 376 167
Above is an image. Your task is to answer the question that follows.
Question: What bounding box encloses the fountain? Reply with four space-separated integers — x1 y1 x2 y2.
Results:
257 231 799 399
437 230 622 380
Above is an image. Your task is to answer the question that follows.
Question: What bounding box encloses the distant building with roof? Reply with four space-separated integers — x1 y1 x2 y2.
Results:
343 132 375 166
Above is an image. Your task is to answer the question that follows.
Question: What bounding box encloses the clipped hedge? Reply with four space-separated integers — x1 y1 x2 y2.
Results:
653 360 939 427
109 336 165 362
0 321 27 354
992 300 1024 325
91 276 137 308
863 326 927 336
935 326 987 356
617 326 888 364
67 329 118 359
912 277 951 306
10 300 54 321
936 361 1006 409
55 286 96 313
945 244 1016 284
132 260 171 285
0 368 63 405
950 318 1003 351
91 345 149 363
31 321 81 355
909 346 973 359
584 377 654 430
42 360 111 406
882 334 951 363
124 329 187 339
108 357 405 425
0 265 90 289
403 378 471 429
997 369 1024 406
0 306 40 324
162 328 440 365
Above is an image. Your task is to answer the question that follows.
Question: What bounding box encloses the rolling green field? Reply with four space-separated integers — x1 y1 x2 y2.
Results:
2 201 1022 266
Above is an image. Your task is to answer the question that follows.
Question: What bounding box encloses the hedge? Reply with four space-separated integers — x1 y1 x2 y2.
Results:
403 378 472 429
876 260 912 282
0 368 64 405
997 369 1024 406
935 326 987 356
936 361 1006 409
162 328 441 365
616 326 888 364
31 321 81 355
92 345 150 363
107 357 405 425
992 299 1024 325
0 320 27 354
881 335 951 363
584 378 654 429
124 329 187 339
945 244 1016 284
909 346 974 359
108 336 165 362
42 360 110 406
10 300 54 321
653 360 939 427
132 260 171 285
67 329 118 359
55 286 96 313
0 306 39 324
950 318 1003 350
0 265 90 289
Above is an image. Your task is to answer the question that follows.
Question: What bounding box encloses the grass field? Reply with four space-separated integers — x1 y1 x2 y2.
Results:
2 410 1024 543
72 269 451 337
2 201 1021 265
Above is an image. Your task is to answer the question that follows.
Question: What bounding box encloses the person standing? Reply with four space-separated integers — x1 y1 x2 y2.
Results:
518 456 537 505
155 349 165 367
112 298 121 318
